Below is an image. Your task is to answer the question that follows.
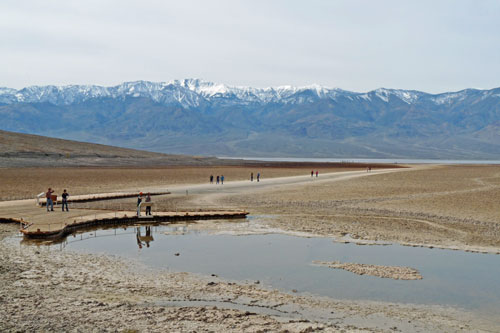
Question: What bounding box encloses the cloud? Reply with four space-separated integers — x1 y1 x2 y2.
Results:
0 0 499 93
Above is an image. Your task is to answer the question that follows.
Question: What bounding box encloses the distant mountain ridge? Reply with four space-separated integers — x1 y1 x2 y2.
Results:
1 79 497 108
1 79 500 159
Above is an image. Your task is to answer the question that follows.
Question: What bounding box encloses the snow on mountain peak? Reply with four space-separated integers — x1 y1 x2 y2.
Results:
0 80 495 108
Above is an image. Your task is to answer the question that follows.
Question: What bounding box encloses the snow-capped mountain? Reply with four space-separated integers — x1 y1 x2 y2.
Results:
1 79 500 159
2 79 489 108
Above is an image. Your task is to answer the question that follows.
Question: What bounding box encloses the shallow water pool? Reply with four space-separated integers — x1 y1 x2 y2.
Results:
33 223 500 316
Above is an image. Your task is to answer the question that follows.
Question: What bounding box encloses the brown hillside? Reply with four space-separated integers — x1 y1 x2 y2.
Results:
0 130 221 167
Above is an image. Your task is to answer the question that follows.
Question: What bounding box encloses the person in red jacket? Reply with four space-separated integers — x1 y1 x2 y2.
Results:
46 188 54 212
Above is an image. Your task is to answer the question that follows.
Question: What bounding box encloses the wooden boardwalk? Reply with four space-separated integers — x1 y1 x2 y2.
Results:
0 190 248 241
37 191 170 206
18 209 249 240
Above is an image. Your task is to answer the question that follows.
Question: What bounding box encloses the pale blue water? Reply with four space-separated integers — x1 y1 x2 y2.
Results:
221 157 500 165
51 224 500 316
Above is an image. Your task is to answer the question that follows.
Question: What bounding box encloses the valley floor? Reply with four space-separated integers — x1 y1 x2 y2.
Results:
1 164 500 331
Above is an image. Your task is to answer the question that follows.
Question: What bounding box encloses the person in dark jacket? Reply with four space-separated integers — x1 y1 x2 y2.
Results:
61 189 69 212
145 193 152 216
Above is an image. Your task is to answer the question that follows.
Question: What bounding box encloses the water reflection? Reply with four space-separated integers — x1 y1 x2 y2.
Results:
136 226 154 249
17 223 500 317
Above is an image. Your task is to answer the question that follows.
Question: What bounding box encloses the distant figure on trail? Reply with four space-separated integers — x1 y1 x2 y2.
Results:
221 175 225 185
257 173 260 182
311 170 314 177
369 166 372 172
137 192 143 216
45 188 54 212
210 175 214 184
145 193 152 216
216 175 220 184
250 172 254 182
316 171 318 177
61 189 69 212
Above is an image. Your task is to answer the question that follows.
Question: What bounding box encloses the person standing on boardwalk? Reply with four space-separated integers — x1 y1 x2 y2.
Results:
45 187 54 212
250 172 254 182
61 189 69 212
316 171 318 177
311 170 314 177
216 175 220 184
221 175 225 185
210 175 214 184
145 193 152 216
257 173 260 182
137 192 143 216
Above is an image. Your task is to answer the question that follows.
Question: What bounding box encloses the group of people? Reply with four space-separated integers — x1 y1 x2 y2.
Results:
209 174 225 184
250 172 261 182
311 170 319 177
45 188 70 212
137 192 152 216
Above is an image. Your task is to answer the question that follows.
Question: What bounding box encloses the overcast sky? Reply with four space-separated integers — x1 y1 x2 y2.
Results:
1 0 499 93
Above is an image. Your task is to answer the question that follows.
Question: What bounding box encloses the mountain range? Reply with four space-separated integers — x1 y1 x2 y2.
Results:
1 79 500 159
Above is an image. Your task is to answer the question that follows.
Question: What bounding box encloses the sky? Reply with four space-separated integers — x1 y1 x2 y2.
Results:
1 0 500 93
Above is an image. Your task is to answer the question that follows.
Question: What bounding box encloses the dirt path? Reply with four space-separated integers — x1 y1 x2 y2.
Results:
143 167 410 207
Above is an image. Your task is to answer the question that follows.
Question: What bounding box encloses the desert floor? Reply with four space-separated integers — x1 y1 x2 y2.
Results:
75 164 499 253
1 164 499 332
215 164 500 253
0 165 371 201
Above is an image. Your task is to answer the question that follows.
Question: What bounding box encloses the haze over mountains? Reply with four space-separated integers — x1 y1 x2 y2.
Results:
1 79 500 159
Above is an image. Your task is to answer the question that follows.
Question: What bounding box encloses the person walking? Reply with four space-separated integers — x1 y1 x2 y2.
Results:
221 175 225 185
250 172 254 182
216 175 220 184
210 175 214 184
45 187 54 212
316 170 318 177
61 189 69 212
145 192 152 216
311 170 314 177
257 173 260 182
